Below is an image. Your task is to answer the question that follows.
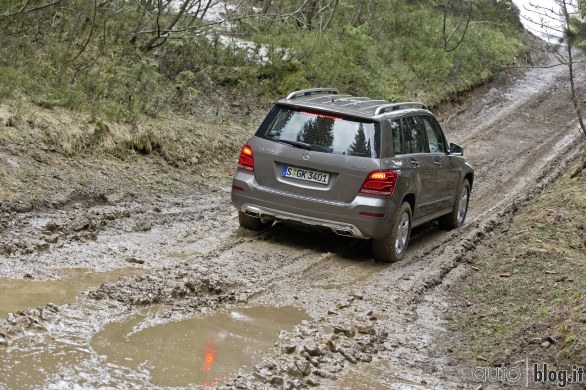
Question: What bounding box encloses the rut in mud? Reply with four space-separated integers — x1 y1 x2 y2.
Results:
0 51 584 389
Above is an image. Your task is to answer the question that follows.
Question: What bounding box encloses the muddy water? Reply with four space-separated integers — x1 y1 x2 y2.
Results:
0 305 309 388
331 360 393 390
0 338 92 389
92 305 309 387
0 268 147 318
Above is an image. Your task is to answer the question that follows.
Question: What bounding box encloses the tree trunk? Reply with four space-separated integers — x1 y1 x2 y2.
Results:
142 0 192 52
261 0 272 14
561 0 586 136
304 0 319 30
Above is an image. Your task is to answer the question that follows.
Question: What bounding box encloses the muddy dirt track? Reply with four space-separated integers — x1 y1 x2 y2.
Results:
0 52 584 389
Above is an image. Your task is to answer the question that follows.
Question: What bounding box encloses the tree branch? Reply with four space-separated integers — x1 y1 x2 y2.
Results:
67 0 98 63
443 1 472 53
1 0 62 18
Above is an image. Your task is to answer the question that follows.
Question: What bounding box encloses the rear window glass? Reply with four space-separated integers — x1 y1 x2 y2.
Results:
256 106 380 158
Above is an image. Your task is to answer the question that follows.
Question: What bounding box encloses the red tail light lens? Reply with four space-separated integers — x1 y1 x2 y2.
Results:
237 145 254 172
359 170 398 196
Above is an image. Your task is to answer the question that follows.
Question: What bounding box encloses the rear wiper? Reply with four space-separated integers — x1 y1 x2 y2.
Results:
272 138 312 150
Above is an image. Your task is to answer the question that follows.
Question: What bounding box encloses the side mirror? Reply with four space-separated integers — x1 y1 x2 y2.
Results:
450 143 464 156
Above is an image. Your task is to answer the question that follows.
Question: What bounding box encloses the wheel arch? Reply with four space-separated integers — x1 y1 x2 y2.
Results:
402 193 416 212
464 172 474 191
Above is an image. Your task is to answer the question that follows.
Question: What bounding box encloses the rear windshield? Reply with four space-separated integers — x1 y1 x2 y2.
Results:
256 105 380 158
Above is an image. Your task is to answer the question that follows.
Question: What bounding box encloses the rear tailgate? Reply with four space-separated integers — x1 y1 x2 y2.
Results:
251 138 380 203
250 107 382 203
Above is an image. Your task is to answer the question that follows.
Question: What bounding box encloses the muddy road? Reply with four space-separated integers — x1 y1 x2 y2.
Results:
0 53 584 389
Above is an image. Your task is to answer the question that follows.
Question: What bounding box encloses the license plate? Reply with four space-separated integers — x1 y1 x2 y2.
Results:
281 165 329 184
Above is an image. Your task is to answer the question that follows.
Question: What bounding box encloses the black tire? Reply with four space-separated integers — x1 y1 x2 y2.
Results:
439 179 470 230
372 202 412 263
238 211 271 231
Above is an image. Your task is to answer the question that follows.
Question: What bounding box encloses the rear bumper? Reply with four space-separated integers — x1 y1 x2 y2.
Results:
231 170 398 239
241 203 366 238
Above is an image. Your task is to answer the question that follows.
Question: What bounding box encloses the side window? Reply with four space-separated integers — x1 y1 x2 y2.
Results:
390 119 404 155
401 116 426 154
421 116 446 153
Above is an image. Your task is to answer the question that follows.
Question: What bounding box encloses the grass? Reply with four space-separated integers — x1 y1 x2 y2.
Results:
0 100 253 205
0 1 527 124
448 153 586 368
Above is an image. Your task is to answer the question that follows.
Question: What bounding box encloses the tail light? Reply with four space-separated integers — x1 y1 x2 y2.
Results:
359 170 398 196
237 145 254 172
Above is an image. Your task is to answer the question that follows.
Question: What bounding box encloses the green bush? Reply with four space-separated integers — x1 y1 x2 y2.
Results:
0 0 527 124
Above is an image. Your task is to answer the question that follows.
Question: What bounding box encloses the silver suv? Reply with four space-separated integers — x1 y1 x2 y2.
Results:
231 88 474 262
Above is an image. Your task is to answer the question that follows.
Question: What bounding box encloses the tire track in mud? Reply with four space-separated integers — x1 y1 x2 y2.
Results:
443 55 566 143
0 192 244 278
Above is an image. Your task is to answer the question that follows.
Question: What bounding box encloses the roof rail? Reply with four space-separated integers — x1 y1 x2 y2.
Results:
374 102 428 115
286 88 338 100
358 100 392 110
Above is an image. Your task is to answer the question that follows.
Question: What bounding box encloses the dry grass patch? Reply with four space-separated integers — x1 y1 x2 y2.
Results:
0 100 253 205
448 152 585 372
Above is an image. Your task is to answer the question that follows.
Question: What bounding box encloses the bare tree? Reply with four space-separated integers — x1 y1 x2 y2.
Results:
560 0 586 136
440 0 472 52
133 0 265 51
522 0 585 136
141 0 203 51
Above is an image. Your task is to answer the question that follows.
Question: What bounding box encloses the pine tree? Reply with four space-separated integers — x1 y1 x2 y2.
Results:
296 117 335 150
346 124 370 157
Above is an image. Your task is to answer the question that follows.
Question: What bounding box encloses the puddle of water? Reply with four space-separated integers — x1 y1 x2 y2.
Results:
0 268 147 318
0 338 92 389
92 305 310 387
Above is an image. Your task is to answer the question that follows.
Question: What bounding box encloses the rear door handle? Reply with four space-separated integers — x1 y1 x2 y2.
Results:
411 158 420 167
434 161 442 167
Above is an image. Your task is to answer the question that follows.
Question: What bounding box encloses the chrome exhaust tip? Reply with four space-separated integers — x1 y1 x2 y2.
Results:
245 210 260 218
334 229 354 237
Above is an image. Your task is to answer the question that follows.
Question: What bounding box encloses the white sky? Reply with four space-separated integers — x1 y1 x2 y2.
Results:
512 0 580 42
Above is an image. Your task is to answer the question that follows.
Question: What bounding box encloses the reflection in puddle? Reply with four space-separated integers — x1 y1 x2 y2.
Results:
0 268 147 317
92 305 310 387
